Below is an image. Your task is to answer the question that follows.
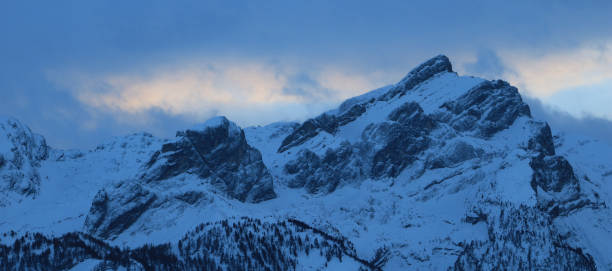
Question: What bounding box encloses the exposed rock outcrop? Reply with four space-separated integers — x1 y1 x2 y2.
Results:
84 183 157 239
370 102 436 178
285 142 369 193
284 101 436 192
379 54 453 101
439 80 531 138
0 118 48 206
144 116 275 203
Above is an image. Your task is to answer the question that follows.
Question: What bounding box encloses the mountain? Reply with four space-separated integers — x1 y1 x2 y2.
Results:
82 116 276 239
1 55 612 270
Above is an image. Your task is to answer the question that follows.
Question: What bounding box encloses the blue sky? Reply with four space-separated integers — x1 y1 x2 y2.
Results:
1 1 612 148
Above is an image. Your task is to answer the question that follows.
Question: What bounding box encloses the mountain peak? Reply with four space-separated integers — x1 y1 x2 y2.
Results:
277 55 457 153
191 116 230 131
399 54 452 83
185 115 243 138
379 54 454 101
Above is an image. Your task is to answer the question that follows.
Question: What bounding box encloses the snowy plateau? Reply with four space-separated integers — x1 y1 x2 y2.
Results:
1 55 612 270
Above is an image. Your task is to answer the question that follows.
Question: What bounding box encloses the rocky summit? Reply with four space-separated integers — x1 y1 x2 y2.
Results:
1 55 612 270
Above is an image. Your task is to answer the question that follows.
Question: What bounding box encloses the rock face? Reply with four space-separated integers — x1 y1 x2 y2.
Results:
530 155 580 195
284 142 369 193
370 102 436 178
143 116 276 203
379 54 453 101
84 183 157 239
426 141 484 170
0 118 48 206
529 154 591 217
277 105 366 153
438 80 531 138
283 101 437 192
523 120 591 217
84 117 276 238
527 122 556 156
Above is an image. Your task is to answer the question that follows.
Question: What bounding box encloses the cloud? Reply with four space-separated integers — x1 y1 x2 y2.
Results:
50 57 392 128
462 49 506 80
499 40 612 98
546 79 612 120
524 96 612 146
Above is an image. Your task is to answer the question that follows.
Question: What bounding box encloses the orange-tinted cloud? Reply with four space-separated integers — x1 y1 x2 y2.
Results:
51 58 392 127
500 41 612 98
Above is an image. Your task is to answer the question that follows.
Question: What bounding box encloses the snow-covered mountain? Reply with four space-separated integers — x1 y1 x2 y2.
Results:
2 55 612 270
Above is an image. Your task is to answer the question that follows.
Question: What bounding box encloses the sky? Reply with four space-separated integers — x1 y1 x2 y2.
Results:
1 1 612 148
